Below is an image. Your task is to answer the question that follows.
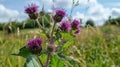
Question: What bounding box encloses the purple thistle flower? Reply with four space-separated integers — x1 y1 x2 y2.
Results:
27 38 42 54
25 4 38 14
71 19 80 30
55 9 66 17
59 20 71 32
53 9 66 22
25 4 39 19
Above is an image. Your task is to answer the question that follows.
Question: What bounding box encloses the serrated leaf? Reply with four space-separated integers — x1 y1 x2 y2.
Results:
24 55 40 67
12 46 31 58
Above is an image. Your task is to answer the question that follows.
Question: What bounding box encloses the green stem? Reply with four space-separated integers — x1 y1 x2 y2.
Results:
36 19 43 30
50 22 56 42
45 22 56 67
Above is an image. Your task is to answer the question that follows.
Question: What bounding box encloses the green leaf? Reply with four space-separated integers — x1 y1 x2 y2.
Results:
44 13 51 23
50 55 65 67
55 29 62 40
61 33 74 41
24 55 40 67
12 46 31 58
63 41 73 49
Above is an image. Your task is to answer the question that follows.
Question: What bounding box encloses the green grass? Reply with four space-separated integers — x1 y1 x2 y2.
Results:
0 25 120 67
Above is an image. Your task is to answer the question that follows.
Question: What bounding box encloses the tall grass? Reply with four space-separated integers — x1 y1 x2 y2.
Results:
0 25 120 67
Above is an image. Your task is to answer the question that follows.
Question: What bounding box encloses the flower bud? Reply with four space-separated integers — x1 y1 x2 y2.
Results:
47 45 55 52
27 38 42 54
47 42 55 52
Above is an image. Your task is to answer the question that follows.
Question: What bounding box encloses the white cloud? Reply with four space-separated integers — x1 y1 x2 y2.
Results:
54 0 72 9
0 4 19 22
111 8 120 18
42 0 53 6
72 0 120 26
73 12 85 19
0 4 27 22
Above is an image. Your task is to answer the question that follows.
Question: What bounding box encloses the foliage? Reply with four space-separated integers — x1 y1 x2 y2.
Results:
0 23 4 30
3 21 18 34
85 19 95 27
105 17 120 25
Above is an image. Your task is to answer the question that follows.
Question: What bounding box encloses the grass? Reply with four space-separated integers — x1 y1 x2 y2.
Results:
0 25 120 67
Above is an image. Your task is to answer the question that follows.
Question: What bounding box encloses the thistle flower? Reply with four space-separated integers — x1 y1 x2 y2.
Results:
59 20 71 32
25 4 39 19
71 19 80 30
27 38 42 54
53 9 66 22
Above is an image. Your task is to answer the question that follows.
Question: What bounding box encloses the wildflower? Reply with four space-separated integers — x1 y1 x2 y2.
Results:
27 38 42 54
59 20 71 32
53 9 66 22
25 4 39 19
71 19 80 30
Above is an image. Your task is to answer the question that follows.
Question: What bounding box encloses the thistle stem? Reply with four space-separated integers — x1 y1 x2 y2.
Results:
45 22 56 67
45 53 51 67
50 22 56 42
36 19 43 30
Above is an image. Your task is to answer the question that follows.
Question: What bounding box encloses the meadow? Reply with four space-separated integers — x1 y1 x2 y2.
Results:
0 25 120 67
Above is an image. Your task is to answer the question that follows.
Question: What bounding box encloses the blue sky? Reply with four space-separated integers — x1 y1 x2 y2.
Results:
0 0 120 25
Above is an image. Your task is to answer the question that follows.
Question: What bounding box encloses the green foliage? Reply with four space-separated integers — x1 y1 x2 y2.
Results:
0 13 51 30
61 33 74 41
85 19 95 27
50 55 65 67
23 19 38 29
12 46 31 58
38 13 51 28
105 17 120 25
3 21 17 33
0 23 4 30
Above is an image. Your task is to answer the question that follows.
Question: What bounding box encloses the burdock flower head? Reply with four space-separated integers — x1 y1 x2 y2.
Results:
59 20 71 32
27 38 42 54
53 9 66 22
71 19 80 30
25 4 39 19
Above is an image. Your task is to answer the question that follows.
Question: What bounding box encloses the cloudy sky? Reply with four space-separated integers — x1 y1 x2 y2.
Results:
0 0 120 25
